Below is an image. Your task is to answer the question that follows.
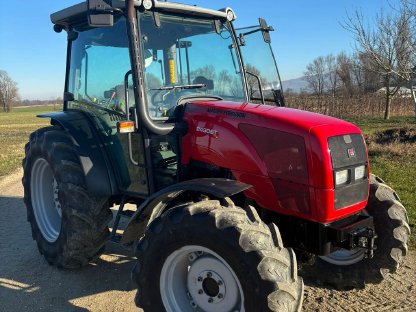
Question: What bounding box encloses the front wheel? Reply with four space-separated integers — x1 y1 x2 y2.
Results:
132 200 304 312
301 174 410 290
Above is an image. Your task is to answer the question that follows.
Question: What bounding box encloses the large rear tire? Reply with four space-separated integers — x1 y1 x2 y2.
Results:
132 199 303 312
22 126 112 268
301 174 410 289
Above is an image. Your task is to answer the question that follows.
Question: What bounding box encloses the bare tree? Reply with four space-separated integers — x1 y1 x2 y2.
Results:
325 54 339 96
358 52 383 93
399 0 416 113
0 70 18 112
245 64 266 99
336 52 355 96
304 56 325 96
344 10 415 119
218 70 232 94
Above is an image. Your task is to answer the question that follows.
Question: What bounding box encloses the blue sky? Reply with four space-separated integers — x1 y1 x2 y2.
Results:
0 1 399 100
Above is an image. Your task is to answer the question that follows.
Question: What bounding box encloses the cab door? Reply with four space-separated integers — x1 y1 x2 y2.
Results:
66 17 148 195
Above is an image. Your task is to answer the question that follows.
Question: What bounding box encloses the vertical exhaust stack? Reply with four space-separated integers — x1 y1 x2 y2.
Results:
126 0 174 135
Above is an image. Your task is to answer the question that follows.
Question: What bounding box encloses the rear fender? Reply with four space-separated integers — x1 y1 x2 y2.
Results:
38 111 118 196
121 178 251 243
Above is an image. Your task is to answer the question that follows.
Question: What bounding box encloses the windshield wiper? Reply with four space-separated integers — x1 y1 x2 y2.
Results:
151 83 206 91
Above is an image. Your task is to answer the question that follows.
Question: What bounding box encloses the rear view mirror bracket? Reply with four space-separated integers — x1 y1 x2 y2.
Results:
238 18 274 44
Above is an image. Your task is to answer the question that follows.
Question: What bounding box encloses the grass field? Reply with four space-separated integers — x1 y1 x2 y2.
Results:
0 106 60 178
0 106 414 246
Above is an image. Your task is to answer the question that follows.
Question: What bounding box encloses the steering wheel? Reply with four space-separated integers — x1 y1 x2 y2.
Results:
149 89 175 117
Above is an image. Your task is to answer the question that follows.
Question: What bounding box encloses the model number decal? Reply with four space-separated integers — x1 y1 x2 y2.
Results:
196 126 218 137
207 108 246 118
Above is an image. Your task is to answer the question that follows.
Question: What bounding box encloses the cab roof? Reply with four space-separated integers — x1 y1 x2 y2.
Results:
51 0 235 28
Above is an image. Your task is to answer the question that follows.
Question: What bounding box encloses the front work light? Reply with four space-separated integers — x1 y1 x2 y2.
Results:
226 9 235 21
335 169 349 186
355 165 366 180
142 0 153 10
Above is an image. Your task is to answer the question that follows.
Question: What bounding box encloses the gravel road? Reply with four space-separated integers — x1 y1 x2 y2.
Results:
1 170 415 311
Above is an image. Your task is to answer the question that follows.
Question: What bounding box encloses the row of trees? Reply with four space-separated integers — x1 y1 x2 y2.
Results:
304 52 384 97
304 0 416 119
0 70 18 112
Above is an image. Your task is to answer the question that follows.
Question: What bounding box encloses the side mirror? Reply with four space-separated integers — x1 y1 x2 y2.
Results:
87 0 114 27
259 18 274 43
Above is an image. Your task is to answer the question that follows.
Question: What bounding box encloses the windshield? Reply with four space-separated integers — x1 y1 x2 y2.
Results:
236 26 283 105
139 13 246 118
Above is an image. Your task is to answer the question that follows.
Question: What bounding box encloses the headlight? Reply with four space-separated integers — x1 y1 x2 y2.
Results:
226 9 235 21
142 0 153 10
335 169 349 185
355 165 366 180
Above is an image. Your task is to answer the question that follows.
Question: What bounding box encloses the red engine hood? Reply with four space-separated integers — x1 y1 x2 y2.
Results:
183 100 364 185
187 100 360 134
181 100 368 223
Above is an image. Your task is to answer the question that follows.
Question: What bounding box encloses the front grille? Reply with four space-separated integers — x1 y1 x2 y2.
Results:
328 134 366 169
328 134 368 209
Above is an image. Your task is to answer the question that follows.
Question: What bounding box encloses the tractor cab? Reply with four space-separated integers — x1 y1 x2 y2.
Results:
54 0 283 194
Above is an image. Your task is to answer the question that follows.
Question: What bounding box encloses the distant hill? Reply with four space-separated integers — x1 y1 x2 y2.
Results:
282 77 309 94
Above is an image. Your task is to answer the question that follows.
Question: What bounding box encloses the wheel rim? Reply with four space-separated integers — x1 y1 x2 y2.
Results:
320 248 365 266
30 158 62 243
160 245 245 312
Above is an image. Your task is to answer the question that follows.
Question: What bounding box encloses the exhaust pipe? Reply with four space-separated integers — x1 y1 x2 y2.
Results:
126 0 174 135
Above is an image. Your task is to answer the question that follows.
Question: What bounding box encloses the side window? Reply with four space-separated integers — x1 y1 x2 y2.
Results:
236 29 282 105
68 18 133 114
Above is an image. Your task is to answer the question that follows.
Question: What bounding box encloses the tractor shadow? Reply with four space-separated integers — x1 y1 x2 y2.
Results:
0 196 139 312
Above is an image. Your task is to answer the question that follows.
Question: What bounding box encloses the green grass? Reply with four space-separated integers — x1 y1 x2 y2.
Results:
348 116 416 247
0 105 61 178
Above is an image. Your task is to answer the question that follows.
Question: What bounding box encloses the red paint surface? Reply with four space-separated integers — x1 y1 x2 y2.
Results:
181 100 369 223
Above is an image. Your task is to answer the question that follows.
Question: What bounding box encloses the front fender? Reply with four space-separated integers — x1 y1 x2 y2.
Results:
121 178 251 244
38 111 118 196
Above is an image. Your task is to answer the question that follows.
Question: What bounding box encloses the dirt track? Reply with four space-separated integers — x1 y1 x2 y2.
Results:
1 170 415 312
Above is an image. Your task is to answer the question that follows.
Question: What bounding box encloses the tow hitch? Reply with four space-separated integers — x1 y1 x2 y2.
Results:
327 214 377 258
349 227 377 259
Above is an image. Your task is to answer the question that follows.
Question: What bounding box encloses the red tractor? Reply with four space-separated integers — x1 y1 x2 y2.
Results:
23 0 410 311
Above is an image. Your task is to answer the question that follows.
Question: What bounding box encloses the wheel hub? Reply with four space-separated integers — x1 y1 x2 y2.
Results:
202 275 220 297
187 255 238 311
194 270 226 304
160 245 244 312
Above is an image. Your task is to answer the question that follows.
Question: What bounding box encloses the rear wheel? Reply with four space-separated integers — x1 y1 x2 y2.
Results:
301 174 410 289
132 199 303 311
22 126 112 268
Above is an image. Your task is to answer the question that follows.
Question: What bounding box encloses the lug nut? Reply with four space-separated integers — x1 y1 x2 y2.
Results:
207 272 212 278
218 293 223 299
208 298 213 303
198 289 203 295
217 280 223 286
197 277 203 282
